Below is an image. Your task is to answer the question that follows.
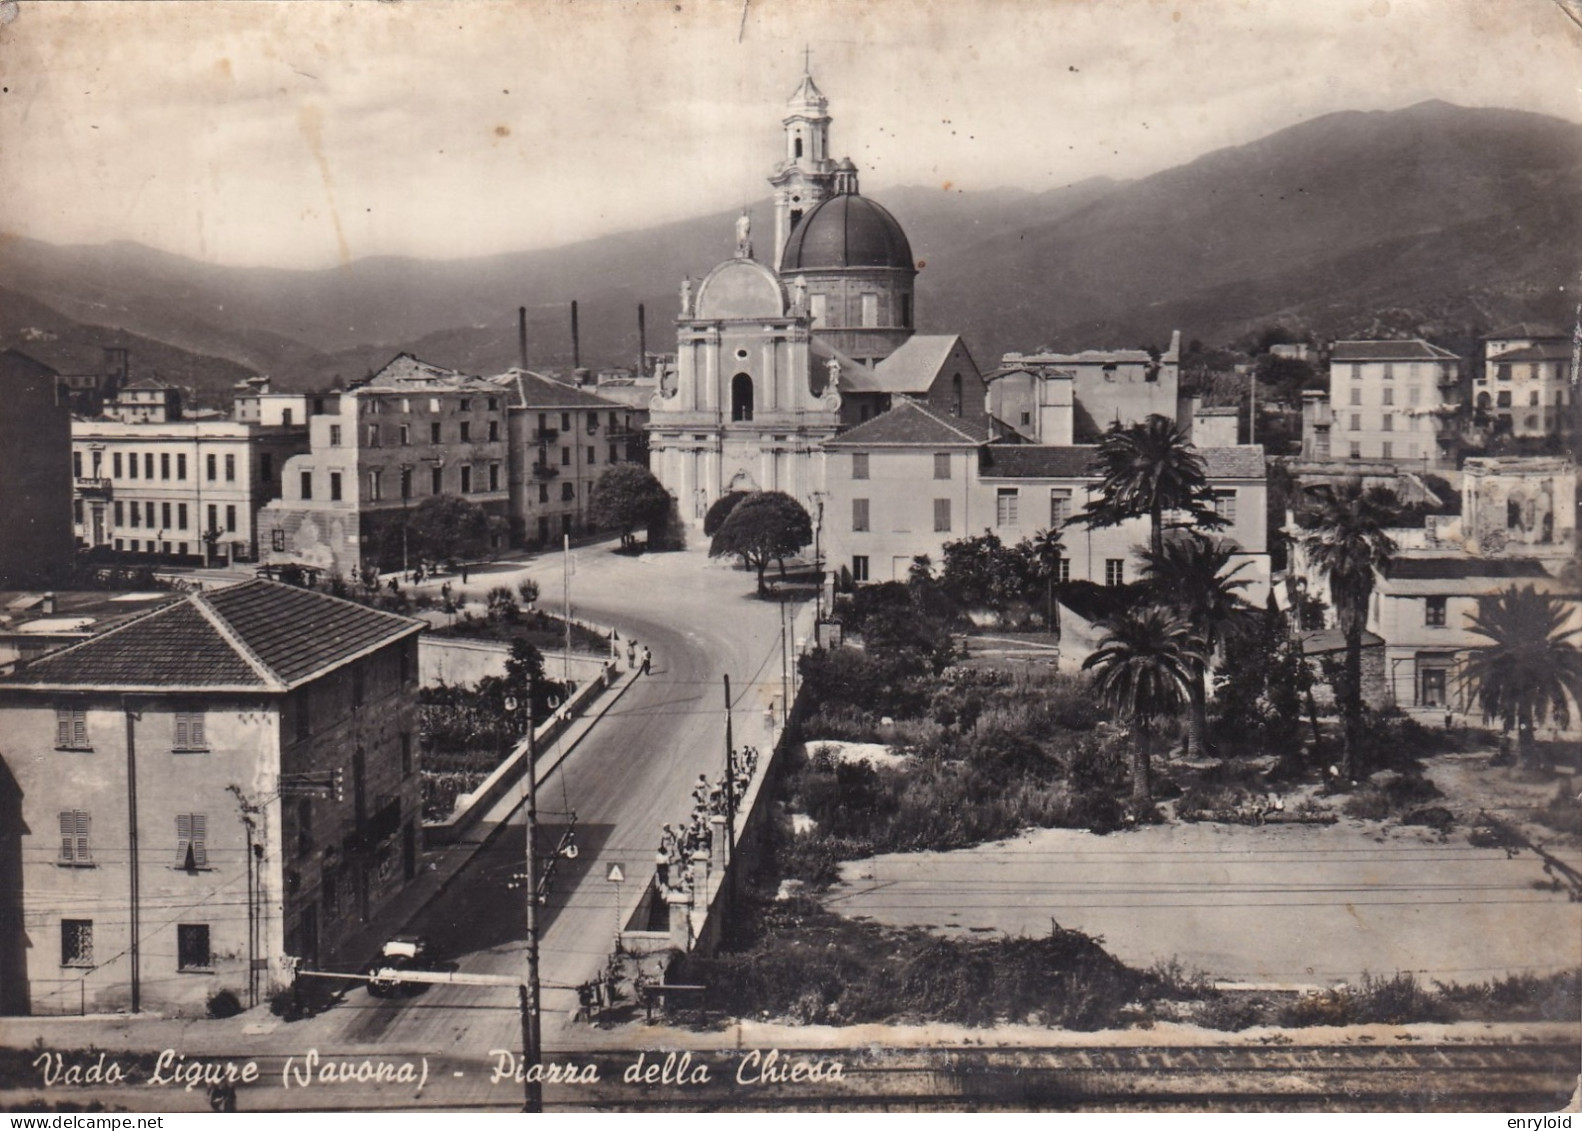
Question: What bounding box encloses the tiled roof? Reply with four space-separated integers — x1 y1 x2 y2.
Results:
1487 322 1567 341
1385 557 1551 581
1302 627 1385 654
1329 339 1459 362
491 368 627 410
870 335 971 394
826 399 994 446
1487 342 1573 363
2 580 423 692
981 445 1266 480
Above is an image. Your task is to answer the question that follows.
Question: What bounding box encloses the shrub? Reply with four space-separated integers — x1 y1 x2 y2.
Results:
1279 989 1355 1028
1536 784 1581 836
206 989 243 1019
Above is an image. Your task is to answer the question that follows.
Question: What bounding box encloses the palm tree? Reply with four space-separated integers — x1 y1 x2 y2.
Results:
1298 480 1401 779
1463 585 1582 767
1073 414 1227 558
1139 531 1255 758
1082 606 1205 810
1025 528 1066 638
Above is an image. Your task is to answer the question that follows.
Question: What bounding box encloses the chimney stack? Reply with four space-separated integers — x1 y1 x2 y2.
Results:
571 300 581 371
638 303 647 380
518 306 528 371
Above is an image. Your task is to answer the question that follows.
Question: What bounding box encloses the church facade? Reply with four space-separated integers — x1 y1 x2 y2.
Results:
648 69 974 522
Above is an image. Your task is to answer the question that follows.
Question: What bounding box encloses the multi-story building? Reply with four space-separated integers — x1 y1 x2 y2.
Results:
0 579 425 1016
232 377 340 428
103 378 182 424
991 333 1183 443
493 368 642 548
1323 339 1461 467
0 351 74 588
257 354 511 576
1475 323 1575 438
824 399 1270 598
70 414 308 565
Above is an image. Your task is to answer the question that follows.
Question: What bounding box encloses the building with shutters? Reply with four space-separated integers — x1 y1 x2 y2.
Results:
0 580 425 1017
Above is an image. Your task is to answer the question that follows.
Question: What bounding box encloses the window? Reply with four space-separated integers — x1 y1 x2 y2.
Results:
113 452 123 478
175 814 209 869
129 452 139 479
207 504 218 534
1496 364 1511 382
538 483 549 504
113 501 124 526
145 501 155 527
459 422 470 443
329 472 342 501
1381 414 1393 432
609 444 620 464
330 424 342 446
1382 363 1394 381
458 398 471 412
161 502 172 529
561 413 571 432
1425 597 1447 627
430 421 442 444
1409 386 1421 406
1381 441 1393 459
160 453 171 480
851 555 870 582
368 424 382 448
1496 390 1512 408
561 481 575 501
223 453 235 482
145 453 155 479
177 503 188 530
173 710 208 750
1350 414 1362 431
460 466 472 493
489 463 500 492
996 488 1019 527
809 293 827 326
490 398 500 412
73 498 83 525
204 453 215 481
1350 363 1362 380
176 454 187 480
488 420 499 442
860 292 879 327
431 466 443 494
1050 489 1073 525
731 373 754 422
400 424 411 446
61 919 93 966
1056 557 1071 584
282 408 293 426
58 811 91 865
1021 411 1032 426
177 924 211 971
368 470 381 501
852 498 870 532
1420 668 1447 708
933 498 951 532
272 529 286 552
400 467 413 500
300 471 313 500
1530 390 1541 407
1350 387 1362 406
1105 559 1125 587
1382 388 1393 406
901 293 912 328
1212 490 1238 522
934 453 951 480
560 447 571 466
852 453 869 479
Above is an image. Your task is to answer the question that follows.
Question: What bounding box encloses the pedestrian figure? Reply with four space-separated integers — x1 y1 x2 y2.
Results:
388 576 400 594
575 982 593 1023
461 564 469 584
655 843 670 888
640 646 651 675
441 581 452 603
627 640 637 668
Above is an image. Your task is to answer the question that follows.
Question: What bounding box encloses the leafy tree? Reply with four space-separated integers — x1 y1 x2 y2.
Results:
709 490 813 594
1081 606 1205 811
703 491 752 537
408 494 490 568
1298 480 1401 779
1072 414 1227 558
1463 586 1582 767
1214 593 1313 764
589 464 672 549
502 639 569 723
940 531 1030 610
1026 528 1066 637
1138 531 1254 757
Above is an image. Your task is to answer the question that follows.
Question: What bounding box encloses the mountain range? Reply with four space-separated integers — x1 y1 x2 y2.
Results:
1 99 1577 406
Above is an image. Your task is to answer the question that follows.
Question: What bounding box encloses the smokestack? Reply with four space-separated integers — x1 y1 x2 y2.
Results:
571 300 581 371
518 306 528 371
638 303 647 380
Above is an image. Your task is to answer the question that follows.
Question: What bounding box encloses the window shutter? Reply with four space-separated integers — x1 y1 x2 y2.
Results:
57 712 71 748
191 714 204 748
176 813 192 867
73 713 86 748
191 814 208 868
59 811 74 863
174 715 189 749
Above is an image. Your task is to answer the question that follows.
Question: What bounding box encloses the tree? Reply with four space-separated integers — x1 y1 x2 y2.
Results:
408 494 490 568
1081 606 1205 811
502 639 568 724
1138 531 1254 757
709 490 813 594
589 464 671 549
1072 414 1227 558
1298 480 1401 779
1025 528 1066 637
939 531 1029 610
703 491 751 537
1463 586 1582 767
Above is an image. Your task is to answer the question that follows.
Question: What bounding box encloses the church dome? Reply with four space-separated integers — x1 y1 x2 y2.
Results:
779 192 914 273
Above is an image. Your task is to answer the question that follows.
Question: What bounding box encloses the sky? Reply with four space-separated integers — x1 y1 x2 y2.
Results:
2 0 1579 270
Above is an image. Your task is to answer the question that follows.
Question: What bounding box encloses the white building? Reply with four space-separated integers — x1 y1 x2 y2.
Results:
1324 339 1461 468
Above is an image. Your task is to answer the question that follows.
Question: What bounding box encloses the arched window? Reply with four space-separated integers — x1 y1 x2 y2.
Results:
951 373 963 417
731 373 755 422
794 136 804 159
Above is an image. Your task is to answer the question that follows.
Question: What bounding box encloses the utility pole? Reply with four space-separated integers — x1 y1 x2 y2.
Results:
722 675 734 866
123 704 141 1013
562 534 572 687
779 598 790 729
512 692 543 1114
1249 370 1258 445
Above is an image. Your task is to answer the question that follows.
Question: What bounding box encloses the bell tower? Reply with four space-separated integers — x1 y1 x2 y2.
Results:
769 57 836 270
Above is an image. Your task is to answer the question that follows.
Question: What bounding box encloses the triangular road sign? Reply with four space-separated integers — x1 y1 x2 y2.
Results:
606 863 625 883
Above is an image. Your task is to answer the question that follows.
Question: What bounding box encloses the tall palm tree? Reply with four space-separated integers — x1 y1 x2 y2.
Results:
1139 531 1255 758
1073 414 1227 558
1299 480 1401 779
1082 606 1205 810
1463 585 1582 767
1024 528 1067 638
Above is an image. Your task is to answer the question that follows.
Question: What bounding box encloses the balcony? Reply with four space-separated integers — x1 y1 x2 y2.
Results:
531 463 560 480
532 428 559 442
73 477 112 497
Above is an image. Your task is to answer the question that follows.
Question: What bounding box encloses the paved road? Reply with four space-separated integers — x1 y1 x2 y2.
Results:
289 541 798 1079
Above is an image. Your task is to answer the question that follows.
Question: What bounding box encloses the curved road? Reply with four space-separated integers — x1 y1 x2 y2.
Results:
298 541 797 1079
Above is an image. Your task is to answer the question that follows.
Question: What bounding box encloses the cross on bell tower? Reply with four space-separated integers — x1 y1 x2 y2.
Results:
769 54 836 270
